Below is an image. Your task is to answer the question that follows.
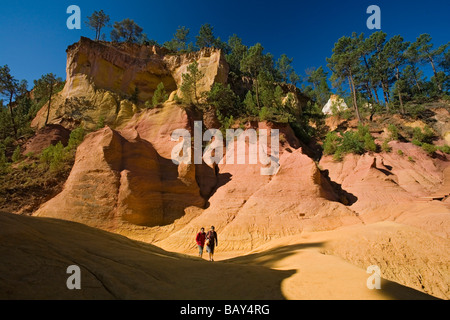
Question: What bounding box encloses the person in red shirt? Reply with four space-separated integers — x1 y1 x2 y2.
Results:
195 227 206 258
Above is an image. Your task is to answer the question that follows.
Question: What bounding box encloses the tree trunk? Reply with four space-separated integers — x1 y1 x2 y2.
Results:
8 93 17 138
365 82 374 101
395 67 405 115
348 73 361 122
372 85 380 104
254 78 261 109
411 65 422 92
45 84 53 126
381 81 390 112
429 55 442 91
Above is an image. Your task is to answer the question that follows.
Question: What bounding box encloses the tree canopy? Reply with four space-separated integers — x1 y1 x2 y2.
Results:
110 18 143 43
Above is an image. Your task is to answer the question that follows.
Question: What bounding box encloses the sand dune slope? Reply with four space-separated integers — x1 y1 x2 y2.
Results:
0 212 291 300
0 212 444 300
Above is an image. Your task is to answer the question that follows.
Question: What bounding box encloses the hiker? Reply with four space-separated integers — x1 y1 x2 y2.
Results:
195 227 206 258
205 226 218 262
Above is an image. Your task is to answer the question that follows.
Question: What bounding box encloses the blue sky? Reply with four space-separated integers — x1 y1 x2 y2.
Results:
0 0 449 88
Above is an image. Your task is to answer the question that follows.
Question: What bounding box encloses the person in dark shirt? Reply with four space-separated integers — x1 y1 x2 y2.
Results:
205 226 218 262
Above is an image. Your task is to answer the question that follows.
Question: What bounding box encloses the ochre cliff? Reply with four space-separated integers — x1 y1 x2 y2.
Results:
31 37 228 130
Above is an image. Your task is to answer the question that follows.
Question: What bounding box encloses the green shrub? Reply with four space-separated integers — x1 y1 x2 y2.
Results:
408 156 414 162
340 131 365 155
3 136 14 148
144 101 153 109
323 127 376 160
406 103 426 119
412 126 434 144
363 132 377 152
40 142 67 172
96 116 105 130
206 83 239 120
356 124 370 139
258 107 272 122
220 115 234 130
173 93 182 104
422 126 434 144
387 124 399 141
0 147 8 169
421 143 437 155
323 131 340 155
437 145 450 154
412 127 423 142
12 146 21 162
333 149 343 161
381 140 392 153
67 127 85 151
397 149 404 156
152 82 169 107
412 138 422 146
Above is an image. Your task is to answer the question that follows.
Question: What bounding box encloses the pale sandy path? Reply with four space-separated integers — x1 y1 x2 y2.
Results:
164 222 445 300
1 212 443 299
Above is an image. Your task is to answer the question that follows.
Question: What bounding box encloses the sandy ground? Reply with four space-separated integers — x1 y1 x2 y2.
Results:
0 212 443 300
170 222 446 300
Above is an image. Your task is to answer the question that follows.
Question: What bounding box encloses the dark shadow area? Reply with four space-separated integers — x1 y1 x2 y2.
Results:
195 162 232 209
434 151 448 161
320 169 358 205
156 155 208 225
379 278 440 300
118 135 207 227
0 211 294 300
224 242 325 268
204 172 232 209
377 167 394 176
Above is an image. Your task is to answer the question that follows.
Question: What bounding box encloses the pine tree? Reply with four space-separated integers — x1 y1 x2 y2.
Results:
164 26 190 51
405 41 424 93
34 73 61 126
414 34 448 92
85 10 110 41
305 66 330 106
0 65 23 138
206 83 239 120
240 43 275 109
152 82 168 107
196 23 216 48
327 35 362 122
367 31 391 111
180 61 203 104
110 19 143 43
382 35 409 114
226 34 248 74
276 54 294 83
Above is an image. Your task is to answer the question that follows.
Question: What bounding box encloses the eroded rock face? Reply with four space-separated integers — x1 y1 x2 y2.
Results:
163 47 229 100
31 37 228 130
34 123 205 228
22 124 71 155
157 137 361 252
319 145 450 238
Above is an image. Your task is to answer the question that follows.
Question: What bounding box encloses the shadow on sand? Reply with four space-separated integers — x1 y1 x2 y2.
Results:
225 242 325 267
223 242 440 300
